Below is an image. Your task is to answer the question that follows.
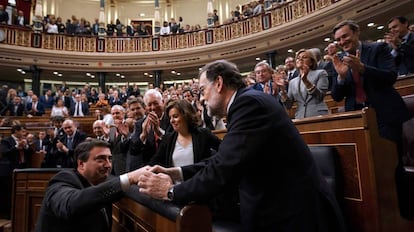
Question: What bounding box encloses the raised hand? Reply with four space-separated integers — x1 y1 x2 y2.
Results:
332 54 350 79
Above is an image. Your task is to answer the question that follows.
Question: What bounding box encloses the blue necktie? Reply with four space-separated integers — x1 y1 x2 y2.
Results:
67 137 73 150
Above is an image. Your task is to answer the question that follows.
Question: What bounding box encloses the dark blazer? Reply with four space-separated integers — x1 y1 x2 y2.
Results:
251 81 273 93
34 139 51 152
395 32 414 75
149 127 221 167
39 95 54 109
331 42 411 139
51 131 87 168
128 114 173 168
0 136 33 173
7 103 26 116
108 127 127 176
35 170 123 232
26 101 45 116
13 16 28 26
70 102 90 116
173 88 346 232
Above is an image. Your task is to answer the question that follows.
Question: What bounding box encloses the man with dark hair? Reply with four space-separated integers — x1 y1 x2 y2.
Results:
137 60 346 232
0 124 33 219
331 19 413 219
385 16 414 75
35 139 149 232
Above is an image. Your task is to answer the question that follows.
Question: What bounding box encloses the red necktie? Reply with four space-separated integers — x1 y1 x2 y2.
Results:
352 70 366 104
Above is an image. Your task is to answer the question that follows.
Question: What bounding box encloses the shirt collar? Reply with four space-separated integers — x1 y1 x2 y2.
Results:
226 90 237 114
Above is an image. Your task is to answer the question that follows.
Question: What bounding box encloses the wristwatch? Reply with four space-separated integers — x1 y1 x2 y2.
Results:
167 185 174 201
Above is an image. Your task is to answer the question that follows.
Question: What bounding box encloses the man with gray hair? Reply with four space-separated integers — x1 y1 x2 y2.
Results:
128 89 173 169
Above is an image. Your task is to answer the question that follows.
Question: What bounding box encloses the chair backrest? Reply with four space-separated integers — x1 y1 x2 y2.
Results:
402 94 414 166
308 146 342 200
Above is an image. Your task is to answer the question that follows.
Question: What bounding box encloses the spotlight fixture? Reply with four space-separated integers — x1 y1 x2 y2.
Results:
377 25 384 30
287 49 294 53
367 22 375 27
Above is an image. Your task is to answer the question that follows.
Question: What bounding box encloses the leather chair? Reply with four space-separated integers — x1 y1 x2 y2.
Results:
402 94 414 167
308 145 343 202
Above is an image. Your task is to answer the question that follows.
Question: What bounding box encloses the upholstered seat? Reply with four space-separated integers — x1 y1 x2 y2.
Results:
308 146 342 200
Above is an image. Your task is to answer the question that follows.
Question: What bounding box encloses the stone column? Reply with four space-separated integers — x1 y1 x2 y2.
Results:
266 50 277 69
154 0 161 36
207 0 214 28
98 72 106 93
31 65 41 96
98 0 106 37
154 70 162 88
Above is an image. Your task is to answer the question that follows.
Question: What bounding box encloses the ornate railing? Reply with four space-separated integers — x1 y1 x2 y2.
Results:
0 0 337 53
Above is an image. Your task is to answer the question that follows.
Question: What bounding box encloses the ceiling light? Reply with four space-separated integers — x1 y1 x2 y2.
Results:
287 49 294 53
324 37 330 42
17 68 22 72
21 71 26 75
377 25 384 30
116 73 121 76
91 75 95 78
149 74 153 77
121 75 125 79
177 72 181 76
58 73 63 77
255 57 261 61
144 72 148 76
86 73 91 76
139 13 145 17
171 70 176 74
53 71 58 75
367 22 375 27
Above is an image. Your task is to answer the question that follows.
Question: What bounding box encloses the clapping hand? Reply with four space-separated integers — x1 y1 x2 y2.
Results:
333 50 364 79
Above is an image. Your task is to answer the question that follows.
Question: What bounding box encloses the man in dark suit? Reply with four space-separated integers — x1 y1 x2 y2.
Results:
385 16 414 75
331 20 412 219
52 119 87 168
70 94 89 116
252 60 274 94
39 89 54 109
0 124 33 219
137 60 346 232
127 89 173 169
7 96 26 116
26 94 45 116
13 10 28 27
35 139 150 232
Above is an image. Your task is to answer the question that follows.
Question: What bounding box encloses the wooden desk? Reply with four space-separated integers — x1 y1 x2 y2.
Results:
293 109 405 232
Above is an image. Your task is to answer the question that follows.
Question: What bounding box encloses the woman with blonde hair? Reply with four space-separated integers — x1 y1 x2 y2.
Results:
279 48 329 119
50 98 69 117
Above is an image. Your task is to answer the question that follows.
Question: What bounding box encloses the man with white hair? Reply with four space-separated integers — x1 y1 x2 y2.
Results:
128 89 173 168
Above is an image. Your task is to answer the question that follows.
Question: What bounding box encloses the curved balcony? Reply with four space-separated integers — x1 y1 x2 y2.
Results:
0 0 413 81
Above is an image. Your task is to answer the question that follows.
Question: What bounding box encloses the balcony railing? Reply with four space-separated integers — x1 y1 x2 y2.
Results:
0 0 337 53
